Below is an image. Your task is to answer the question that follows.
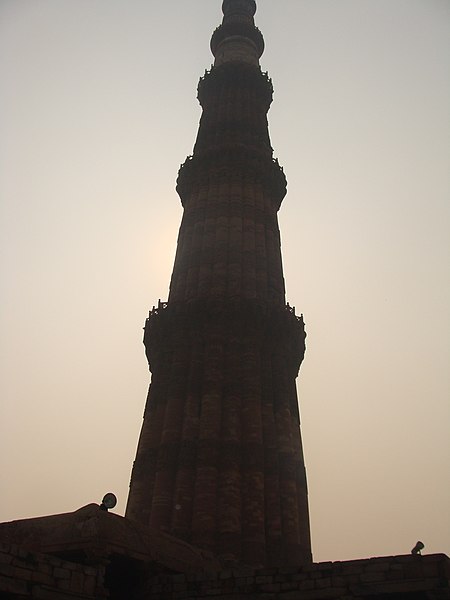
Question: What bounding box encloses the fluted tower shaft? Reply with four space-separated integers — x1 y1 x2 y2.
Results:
126 0 312 568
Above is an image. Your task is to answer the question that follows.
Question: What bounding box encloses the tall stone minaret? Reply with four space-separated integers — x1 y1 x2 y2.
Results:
126 0 312 568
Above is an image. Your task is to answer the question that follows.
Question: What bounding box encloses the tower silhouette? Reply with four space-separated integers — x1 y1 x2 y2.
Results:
126 0 311 568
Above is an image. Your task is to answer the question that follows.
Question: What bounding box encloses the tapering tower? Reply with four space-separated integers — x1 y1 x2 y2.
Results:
126 0 312 567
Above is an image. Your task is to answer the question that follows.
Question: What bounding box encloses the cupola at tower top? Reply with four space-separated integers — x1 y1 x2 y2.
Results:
211 0 264 67
222 0 256 20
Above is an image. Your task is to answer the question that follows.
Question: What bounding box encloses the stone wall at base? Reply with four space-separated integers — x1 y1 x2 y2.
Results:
1 541 448 600
0 542 106 599
137 554 450 600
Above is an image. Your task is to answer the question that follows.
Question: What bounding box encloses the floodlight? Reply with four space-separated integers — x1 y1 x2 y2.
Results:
411 541 425 555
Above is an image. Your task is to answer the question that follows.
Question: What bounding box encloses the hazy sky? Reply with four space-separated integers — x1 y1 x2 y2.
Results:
1 0 449 563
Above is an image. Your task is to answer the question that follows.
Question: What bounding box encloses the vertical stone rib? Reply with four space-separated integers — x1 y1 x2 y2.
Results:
240 337 265 566
198 203 215 299
255 186 268 299
217 334 242 560
171 216 191 303
171 336 203 538
149 343 188 530
211 207 228 298
262 351 282 566
272 347 297 559
185 215 201 303
291 401 312 560
242 197 257 300
191 333 223 550
227 199 243 298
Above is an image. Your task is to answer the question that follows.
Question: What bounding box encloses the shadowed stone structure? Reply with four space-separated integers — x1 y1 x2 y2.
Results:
125 0 312 568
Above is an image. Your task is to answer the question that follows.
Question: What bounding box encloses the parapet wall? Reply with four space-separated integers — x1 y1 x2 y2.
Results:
138 553 450 600
0 542 106 599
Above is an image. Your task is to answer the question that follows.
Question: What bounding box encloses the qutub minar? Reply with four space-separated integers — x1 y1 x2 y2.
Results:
1 2 449 598
126 0 311 568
